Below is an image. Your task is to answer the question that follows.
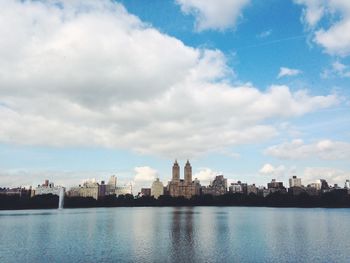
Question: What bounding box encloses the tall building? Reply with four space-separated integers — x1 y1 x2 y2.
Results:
229 182 243 194
151 178 164 199
345 180 350 189
106 175 117 195
167 160 201 199
202 175 227 196
289 176 302 188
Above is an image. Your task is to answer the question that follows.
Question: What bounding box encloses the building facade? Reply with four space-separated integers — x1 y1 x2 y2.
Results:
34 180 65 197
202 175 227 196
167 160 201 199
289 176 302 188
151 178 164 199
67 181 99 200
116 185 132 196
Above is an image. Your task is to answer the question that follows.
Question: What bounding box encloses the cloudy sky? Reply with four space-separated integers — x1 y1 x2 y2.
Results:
1 0 350 192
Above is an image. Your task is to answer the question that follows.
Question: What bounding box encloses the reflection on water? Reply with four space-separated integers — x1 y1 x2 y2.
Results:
170 207 195 262
1 207 350 263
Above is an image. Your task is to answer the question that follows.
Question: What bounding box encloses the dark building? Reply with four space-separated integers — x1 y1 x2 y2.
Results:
267 179 284 189
98 181 106 198
0 187 32 197
141 188 151 197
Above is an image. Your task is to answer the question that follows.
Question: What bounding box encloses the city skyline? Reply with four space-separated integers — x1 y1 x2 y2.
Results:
1 0 350 191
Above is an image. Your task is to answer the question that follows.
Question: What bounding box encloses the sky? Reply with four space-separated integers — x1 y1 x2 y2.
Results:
0 0 350 193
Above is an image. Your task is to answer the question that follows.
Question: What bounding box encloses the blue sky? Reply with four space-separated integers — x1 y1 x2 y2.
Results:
0 0 350 192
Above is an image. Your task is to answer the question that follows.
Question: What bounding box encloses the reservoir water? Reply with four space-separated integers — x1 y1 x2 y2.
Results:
1 207 350 263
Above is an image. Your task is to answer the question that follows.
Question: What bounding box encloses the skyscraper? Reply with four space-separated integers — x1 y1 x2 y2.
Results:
289 176 302 188
167 160 200 199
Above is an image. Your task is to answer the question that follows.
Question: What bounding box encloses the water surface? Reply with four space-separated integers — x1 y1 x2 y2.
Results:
1 207 350 262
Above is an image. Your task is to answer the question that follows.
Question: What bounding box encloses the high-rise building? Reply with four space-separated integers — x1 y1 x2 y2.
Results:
106 175 117 195
172 160 180 182
289 176 302 188
345 180 350 189
184 160 192 184
151 178 164 199
167 160 201 199
202 175 227 196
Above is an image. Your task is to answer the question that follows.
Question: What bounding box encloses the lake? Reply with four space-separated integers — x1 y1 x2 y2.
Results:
1 207 350 262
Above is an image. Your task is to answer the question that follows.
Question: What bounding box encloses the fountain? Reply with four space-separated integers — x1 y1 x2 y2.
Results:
58 187 64 209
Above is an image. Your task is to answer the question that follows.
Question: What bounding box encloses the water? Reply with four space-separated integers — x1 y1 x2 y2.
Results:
1 207 350 263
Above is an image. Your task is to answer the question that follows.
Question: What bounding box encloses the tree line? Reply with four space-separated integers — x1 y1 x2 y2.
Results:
1 190 350 210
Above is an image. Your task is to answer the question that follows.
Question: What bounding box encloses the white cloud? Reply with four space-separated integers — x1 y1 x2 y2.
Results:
175 0 250 31
0 0 339 159
321 61 350 78
257 29 272 39
194 168 218 186
295 0 350 56
277 67 302 78
259 163 286 178
134 166 157 183
265 139 350 160
303 167 350 185
132 166 158 193
294 0 325 27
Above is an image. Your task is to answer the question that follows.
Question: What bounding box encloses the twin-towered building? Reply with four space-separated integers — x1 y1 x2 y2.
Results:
167 160 201 199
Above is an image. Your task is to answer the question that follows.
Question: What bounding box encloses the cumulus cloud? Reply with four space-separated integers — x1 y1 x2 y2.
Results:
265 139 350 160
277 67 302 78
132 166 158 193
194 168 218 186
259 163 286 178
294 0 325 27
295 0 350 56
0 0 339 159
303 167 350 185
175 0 250 31
134 166 158 183
321 61 350 78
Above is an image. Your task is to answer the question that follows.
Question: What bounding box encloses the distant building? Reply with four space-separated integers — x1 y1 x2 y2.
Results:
0 187 31 197
98 181 107 198
167 160 201 199
289 176 302 188
151 178 164 199
345 180 350 189
320 179 330 190
140 188 151 197
308 181 321 190
106 175 117 196
229 181 247 194
247 184 258 195
258 187 271 197
201 175 227 196
68 180 99 200
116 184 132 196
35 180 65 197
268 179 284 190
